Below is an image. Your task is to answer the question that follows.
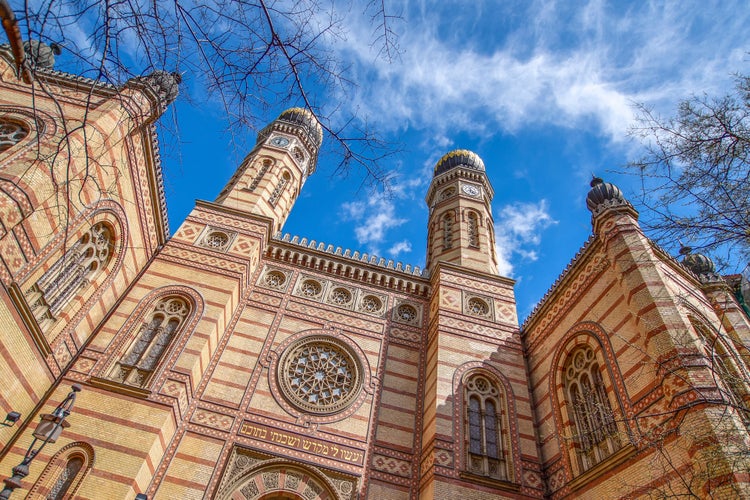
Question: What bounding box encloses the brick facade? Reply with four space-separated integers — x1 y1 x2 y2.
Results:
1 50 749 499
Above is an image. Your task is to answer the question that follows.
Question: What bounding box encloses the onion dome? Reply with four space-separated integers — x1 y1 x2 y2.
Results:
277 107 323 147
434 149 485 177
679 246 716 275
586 176 625 212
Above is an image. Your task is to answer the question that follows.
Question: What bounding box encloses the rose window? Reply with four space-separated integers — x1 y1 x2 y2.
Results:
264 271 287 288
397 304 417 322
0 121 29 152
467 298 489 316
329 287 352 305
361 295 382 313
205 231 229 248
278 336 362 414
300 280 322 297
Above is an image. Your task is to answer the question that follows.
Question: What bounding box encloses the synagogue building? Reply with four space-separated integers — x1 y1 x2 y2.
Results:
1 43 749 499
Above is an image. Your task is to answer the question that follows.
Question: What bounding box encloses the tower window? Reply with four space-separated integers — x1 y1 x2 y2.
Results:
468 212 480 248
563 345 621 471
443 213 453 249
248 159 272 191
269 171 291 206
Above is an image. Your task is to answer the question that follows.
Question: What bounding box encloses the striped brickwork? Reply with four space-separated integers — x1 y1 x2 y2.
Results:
523 204 750 498
2 51 750 500
0 50 166 480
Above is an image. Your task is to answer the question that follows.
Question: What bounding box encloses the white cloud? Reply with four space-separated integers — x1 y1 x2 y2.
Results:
494 200 557 276
329 0 748 143
341 194 407 253
388 240 412 257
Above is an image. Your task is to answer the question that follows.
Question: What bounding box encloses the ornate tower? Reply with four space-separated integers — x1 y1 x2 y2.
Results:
216 108 322 232
425 149 498 274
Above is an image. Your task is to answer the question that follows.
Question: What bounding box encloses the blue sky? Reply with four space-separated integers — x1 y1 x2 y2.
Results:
157 0 748 320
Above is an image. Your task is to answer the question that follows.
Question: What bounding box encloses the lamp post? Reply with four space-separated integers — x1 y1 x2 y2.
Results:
0 385 81 499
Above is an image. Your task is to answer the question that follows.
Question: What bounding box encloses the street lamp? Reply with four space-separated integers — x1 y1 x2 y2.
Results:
0 385 81 499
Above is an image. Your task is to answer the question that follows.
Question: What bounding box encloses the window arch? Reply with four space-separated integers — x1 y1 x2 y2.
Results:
269 171 291 206
467 211 480 248
29 442 93 499
690 317 750 429
247 158 272 191
443 212 453 249
110 296 191 387
464 372 509 480
25 221 114 328
563 345 621 471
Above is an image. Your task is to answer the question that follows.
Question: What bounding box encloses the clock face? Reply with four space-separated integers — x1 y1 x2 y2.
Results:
462 184 480 196
270 136 290 147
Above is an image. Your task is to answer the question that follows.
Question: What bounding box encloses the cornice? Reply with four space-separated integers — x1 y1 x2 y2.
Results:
429 260 515 288
267 233 431 296
521 235 599 333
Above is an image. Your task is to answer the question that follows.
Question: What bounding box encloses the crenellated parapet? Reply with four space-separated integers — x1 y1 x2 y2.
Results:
268 233 430 296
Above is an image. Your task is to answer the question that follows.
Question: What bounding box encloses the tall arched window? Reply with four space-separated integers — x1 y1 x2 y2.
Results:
48 455 84 499
691 318 750 429
464 373 508 480
467 211 480 248
26 222 114 327
248 159 272 191
563 346 621 471
111 296 190 387
29 442 93 499
443 213 453 249
269 171 291 206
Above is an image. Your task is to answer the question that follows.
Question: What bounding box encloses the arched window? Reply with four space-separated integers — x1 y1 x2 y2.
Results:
467 211 480 248
464 373 508 480
269 171 291 206
563 346 621 471
111 296 190 387
443 213 453 249
0 120 29 152
29 442 93 499
25 222 114 328
691 318 750 429
248 158 272 191
48 455 84 499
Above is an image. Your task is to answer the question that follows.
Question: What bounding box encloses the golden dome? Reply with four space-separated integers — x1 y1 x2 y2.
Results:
434 149 485 176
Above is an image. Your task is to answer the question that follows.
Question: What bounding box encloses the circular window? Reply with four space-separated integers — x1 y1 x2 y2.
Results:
0 121 29 152
278 336 362 414
467 298 489 316
300 279 322 298
361 295 382 313
204 231 229 248
264 271 287 288
397 304 417 322
329 287 352 305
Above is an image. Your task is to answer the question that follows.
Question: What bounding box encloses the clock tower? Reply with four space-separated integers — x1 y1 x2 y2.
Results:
425 149 499 274
215 107 322 233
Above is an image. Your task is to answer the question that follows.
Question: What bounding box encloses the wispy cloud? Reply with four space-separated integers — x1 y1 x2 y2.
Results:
494 200 557 276
331 0 748 142
341 194 408 254
388 240 412 257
